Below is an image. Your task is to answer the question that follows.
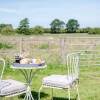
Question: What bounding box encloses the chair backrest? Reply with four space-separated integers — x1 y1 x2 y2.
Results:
0 58 6 80
66 53 80 79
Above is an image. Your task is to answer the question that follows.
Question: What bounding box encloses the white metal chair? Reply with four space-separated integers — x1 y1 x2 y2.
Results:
38 53 80 100
0 58 27 99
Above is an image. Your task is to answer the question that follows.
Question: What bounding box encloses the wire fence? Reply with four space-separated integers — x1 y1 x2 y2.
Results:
0 36 100 67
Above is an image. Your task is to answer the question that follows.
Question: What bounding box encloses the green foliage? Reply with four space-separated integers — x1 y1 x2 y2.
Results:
50 18 65 33
44 28 51 33
0 24 7 31
88 28 95 34
72 27 100 34
0 43 13 49
0 24 14 35
30 26 44 34
0 24 12 31
1 26 14 35
77 27 91 33
88 28 100 34
1 18 100 35
17 18 30 35
66 19 79 33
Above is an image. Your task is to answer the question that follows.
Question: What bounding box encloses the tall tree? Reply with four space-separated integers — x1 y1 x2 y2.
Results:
17 18 30 35
50 19 65 33
66 19 79 33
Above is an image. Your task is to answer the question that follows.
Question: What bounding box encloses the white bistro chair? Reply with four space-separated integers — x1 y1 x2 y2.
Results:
39 53 80 100
0 58 27 99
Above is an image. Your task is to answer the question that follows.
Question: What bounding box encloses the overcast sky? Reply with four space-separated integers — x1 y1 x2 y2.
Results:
0 0 99 28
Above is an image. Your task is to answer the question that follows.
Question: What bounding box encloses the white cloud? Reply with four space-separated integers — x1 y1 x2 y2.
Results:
0 8 17 13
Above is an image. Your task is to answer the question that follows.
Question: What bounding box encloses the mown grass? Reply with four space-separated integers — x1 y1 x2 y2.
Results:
2 63 100 100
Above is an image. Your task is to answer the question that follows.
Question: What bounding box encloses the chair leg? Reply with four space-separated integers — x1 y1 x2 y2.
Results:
68 88 70 100
51 88 53 100
38 85 43 100
76 84 80 100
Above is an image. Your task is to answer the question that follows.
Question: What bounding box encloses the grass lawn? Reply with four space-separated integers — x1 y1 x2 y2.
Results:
2 63 100 100
0 34 100 100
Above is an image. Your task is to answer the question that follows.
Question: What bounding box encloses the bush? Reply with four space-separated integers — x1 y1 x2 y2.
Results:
44 28 51 33
30 26 44 35
88 28 100 34
95 28 100 34
0 26 15 35
76 27 91 33
88 28 95 34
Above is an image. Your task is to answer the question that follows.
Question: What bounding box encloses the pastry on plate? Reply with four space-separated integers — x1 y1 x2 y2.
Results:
20 58 31 64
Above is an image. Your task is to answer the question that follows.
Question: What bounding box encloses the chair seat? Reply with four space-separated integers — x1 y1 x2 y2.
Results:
0 79 27 96
42 75 77 89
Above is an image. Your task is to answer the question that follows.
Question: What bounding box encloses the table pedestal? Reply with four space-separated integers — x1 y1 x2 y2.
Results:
20 69 39 100
24 86 34 100
11 63 47 100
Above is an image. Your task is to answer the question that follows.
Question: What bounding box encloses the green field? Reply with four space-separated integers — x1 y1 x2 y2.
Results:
2 63 100 100
0 35 100 100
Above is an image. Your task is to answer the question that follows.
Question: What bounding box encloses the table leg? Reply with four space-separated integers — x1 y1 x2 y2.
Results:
20 69 39 100
24 86 34 100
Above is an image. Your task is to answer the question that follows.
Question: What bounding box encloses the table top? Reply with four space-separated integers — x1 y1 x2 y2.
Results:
11 63 47 69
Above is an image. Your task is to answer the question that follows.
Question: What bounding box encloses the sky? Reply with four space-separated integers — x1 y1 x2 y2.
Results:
0 0 99 28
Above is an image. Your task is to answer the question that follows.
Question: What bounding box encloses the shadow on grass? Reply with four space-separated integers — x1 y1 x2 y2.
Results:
53 97 76 100
18 91 49 100
19 91 76 100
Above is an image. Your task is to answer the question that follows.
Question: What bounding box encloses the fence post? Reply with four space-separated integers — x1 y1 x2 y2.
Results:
60 38 66 64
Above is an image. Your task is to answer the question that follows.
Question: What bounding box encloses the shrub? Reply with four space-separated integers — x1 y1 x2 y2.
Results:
44 28 51 33
88 28 95 34
0 43 13 49
30 26 44 35
0 26 15 35
88 28 100 34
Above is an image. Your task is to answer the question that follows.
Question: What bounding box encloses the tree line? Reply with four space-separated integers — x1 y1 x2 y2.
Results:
0 18 100 35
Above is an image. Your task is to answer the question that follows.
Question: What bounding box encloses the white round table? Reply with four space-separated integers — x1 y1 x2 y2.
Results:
11 63 47 100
